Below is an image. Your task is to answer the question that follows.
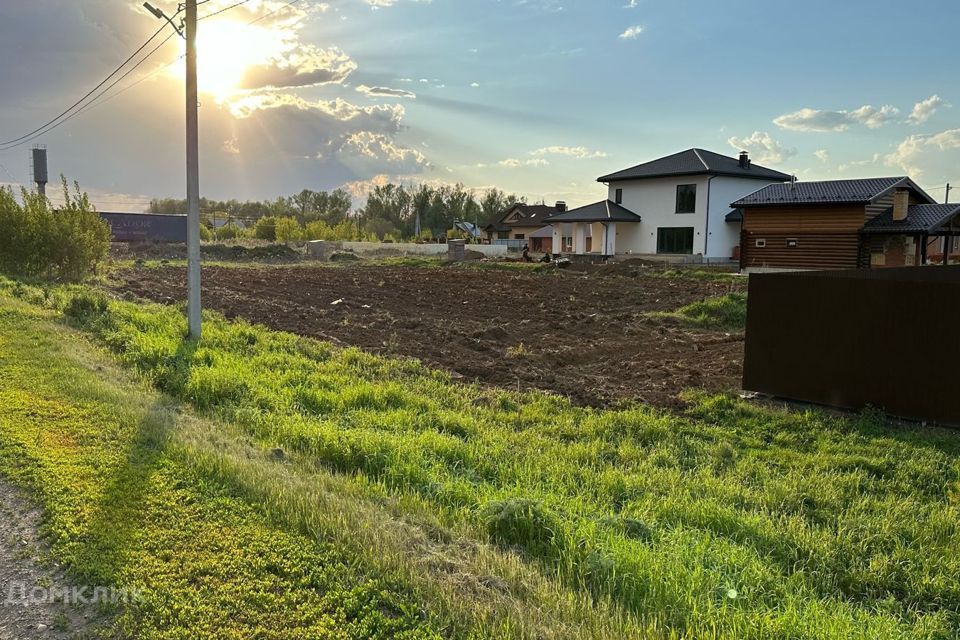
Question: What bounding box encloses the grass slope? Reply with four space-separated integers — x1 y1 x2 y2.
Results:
3 279 960 639
0 294 439 639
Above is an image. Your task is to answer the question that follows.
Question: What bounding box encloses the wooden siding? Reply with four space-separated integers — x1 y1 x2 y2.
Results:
741 232 861 270
742 206 866 234
865 193 894 223
741 204 869 270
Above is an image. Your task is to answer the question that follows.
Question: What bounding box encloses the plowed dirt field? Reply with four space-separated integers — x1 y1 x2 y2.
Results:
113 264 746 408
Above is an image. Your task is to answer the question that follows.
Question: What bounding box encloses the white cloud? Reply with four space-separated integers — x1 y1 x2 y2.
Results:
241 45 357 90
530 145 607 159
221 93 428 174
498 158 550 168
356 84 416 98
886 128 960 179
619 25 643 40
814 149 829 163
624 0 638 7
774 104 900 132
907 95 948 125
726 131 796 165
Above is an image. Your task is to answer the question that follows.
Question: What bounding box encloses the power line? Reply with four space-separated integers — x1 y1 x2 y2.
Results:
247 0 304 26
0 32 180 152
0 0 264 151
199 0 253 21
0 22 173 149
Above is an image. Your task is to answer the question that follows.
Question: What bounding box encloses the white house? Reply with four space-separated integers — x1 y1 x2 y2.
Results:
546 149 791 261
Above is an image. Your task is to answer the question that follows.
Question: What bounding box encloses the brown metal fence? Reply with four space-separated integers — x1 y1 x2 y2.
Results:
743 266 960 426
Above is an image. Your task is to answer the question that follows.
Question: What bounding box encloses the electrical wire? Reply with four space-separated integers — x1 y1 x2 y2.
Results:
0 31 181 152
0 22 173 149
0 0 268 152
199 0 253 21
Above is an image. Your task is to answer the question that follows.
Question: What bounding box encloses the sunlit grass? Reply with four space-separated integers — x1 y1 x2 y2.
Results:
652 293 748 331
3 277 960 638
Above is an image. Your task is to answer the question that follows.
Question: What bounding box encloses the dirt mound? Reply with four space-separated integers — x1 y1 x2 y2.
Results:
112 264 746 409
112 242 303 263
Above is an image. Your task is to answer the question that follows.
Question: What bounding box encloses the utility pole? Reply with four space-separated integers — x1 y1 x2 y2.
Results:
144 1 199 337
185 0 202 339
946 183 952 204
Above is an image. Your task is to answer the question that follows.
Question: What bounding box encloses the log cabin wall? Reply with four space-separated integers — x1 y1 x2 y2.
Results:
740 205 867 270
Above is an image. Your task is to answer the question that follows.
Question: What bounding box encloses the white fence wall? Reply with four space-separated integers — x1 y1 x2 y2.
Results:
309 241 508 259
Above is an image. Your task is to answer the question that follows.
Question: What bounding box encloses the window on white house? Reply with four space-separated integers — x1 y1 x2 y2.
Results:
514 234 525 240
676 184 697 213
615 188 623 204
657 227 694 254
755 239 767 248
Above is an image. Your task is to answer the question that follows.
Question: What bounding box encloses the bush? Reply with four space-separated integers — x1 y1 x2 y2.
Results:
64 291 109 323
214 223 245 241
253 216 278 241
199 225 213 242
274 217 303 243
482 498 565 558
0 180 110 281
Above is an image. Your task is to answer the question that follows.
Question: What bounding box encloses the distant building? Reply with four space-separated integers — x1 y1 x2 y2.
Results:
546 149 790 260
99 212 187 243
732 177 959 270
484 202 567 247
453 220 482 240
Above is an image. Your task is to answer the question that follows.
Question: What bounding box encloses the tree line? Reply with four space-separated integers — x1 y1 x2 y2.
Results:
149 183 526 242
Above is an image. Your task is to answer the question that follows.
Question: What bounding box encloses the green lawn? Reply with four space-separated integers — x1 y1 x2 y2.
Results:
1 278 959 639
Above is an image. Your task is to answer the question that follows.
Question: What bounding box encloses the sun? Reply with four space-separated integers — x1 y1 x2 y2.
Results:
184 20 288 99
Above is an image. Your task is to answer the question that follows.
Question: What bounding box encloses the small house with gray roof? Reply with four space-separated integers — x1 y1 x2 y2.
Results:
731 176 959 270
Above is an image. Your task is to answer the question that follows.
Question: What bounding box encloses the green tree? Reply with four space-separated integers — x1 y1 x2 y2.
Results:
0 178 110 281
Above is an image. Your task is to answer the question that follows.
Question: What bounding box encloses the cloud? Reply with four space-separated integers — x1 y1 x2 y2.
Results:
356 84 417 98
907 95 947 125
530 146 607 159
624 0 639 7
814 149 829 162
885 128 960 179
619 25 644 40
774 104 900 132
340 131 429 173
498 158 549 168
241 45 357 90
726 131 796 165
364 0 432 7
222 93 428 174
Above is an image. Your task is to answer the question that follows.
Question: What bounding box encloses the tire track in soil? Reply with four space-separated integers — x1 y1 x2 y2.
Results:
0 480 105 639
112 265 746 409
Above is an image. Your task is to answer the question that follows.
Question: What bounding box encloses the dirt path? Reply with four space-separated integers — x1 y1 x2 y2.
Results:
0 480 101 639
113 264 746 409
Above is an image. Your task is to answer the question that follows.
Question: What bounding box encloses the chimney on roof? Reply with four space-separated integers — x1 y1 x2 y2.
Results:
739 151 751 169
893 188 910 222
556 201 567 212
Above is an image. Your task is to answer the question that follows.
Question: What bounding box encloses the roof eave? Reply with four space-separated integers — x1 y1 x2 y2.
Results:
599 170 790 184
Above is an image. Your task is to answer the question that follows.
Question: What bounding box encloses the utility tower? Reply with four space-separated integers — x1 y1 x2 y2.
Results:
31 146 48 197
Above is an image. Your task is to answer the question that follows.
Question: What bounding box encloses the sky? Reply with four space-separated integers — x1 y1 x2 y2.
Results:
0 0 957 211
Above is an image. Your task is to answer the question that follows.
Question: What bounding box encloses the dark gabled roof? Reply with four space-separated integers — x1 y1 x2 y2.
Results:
485 203 558 231
597 148 791 183
544 200 641 223
862 204 960 234
511 204 557 226
731 177 935 207
724 209 743 222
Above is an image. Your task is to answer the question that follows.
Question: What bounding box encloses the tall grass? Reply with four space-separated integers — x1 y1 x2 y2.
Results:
48 288 960 639
653 293 748 331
